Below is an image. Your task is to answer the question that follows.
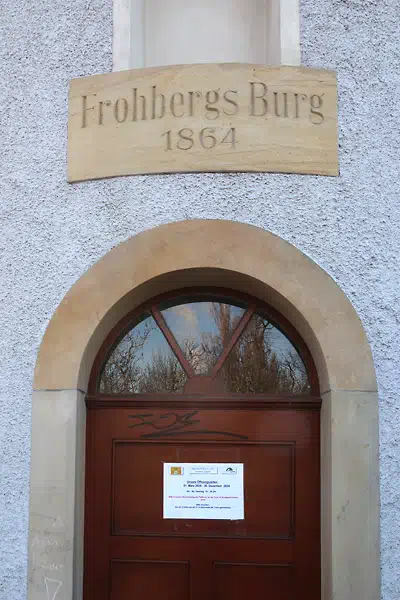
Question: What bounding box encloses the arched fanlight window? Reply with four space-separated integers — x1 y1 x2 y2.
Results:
95 290 316 396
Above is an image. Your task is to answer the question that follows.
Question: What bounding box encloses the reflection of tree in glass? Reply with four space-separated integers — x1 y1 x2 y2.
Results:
220 314 309 394
100 318 154 394
99 304 309 395
100 317 187 394
139 352 186 393
176 305 308 393
281 349 309 393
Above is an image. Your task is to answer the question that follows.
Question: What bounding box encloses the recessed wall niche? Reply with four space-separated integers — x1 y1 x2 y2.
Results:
113 0 301 71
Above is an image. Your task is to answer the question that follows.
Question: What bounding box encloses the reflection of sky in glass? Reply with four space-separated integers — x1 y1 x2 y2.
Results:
162 302 245 374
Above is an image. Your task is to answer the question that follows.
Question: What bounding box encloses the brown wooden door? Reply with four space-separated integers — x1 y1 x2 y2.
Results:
84 400 320 600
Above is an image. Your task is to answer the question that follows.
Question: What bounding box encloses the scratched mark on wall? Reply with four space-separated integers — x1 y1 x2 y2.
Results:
29 515 66 597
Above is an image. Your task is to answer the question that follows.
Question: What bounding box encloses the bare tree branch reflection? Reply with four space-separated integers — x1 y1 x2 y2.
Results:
220 314 309 393
140 351 187 393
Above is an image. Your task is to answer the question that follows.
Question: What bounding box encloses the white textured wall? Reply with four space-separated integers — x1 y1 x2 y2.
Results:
0 1 399 598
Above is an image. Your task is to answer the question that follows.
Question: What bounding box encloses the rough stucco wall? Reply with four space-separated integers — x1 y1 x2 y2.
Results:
0 0 399 598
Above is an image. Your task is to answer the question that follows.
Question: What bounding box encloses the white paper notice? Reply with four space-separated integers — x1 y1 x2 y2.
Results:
163 463 244 520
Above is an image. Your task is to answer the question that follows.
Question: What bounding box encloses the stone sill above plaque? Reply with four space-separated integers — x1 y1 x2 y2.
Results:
67 63 339 182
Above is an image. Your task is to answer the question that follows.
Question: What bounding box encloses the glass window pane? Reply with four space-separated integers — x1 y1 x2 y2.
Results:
99 314 186 394
98 296 312 396
161 301 246 374
221 313 310 394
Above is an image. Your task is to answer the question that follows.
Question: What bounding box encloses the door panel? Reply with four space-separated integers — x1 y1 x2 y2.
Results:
85 405 320 600
110 560 190 600
213 562 294 600
113 441 294 538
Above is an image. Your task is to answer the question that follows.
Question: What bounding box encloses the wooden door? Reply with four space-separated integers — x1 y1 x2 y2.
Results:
84 400 320 600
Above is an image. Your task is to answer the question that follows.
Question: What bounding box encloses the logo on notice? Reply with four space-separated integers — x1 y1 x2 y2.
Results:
221 467 237 474
170 467 183 475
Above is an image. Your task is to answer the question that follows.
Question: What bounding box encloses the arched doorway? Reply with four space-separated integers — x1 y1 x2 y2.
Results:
29 220 380 600
85 288 321 599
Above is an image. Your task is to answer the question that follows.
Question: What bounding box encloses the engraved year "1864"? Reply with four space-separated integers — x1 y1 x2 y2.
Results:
162 127 236 151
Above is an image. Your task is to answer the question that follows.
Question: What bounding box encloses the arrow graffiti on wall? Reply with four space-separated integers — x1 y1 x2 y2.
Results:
44 577 62 600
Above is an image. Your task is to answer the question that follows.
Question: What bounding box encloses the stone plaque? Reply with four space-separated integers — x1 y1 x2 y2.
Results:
68 64 338 182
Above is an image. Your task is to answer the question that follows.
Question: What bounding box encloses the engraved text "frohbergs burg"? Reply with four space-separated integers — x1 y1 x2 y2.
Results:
80 83 325 128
